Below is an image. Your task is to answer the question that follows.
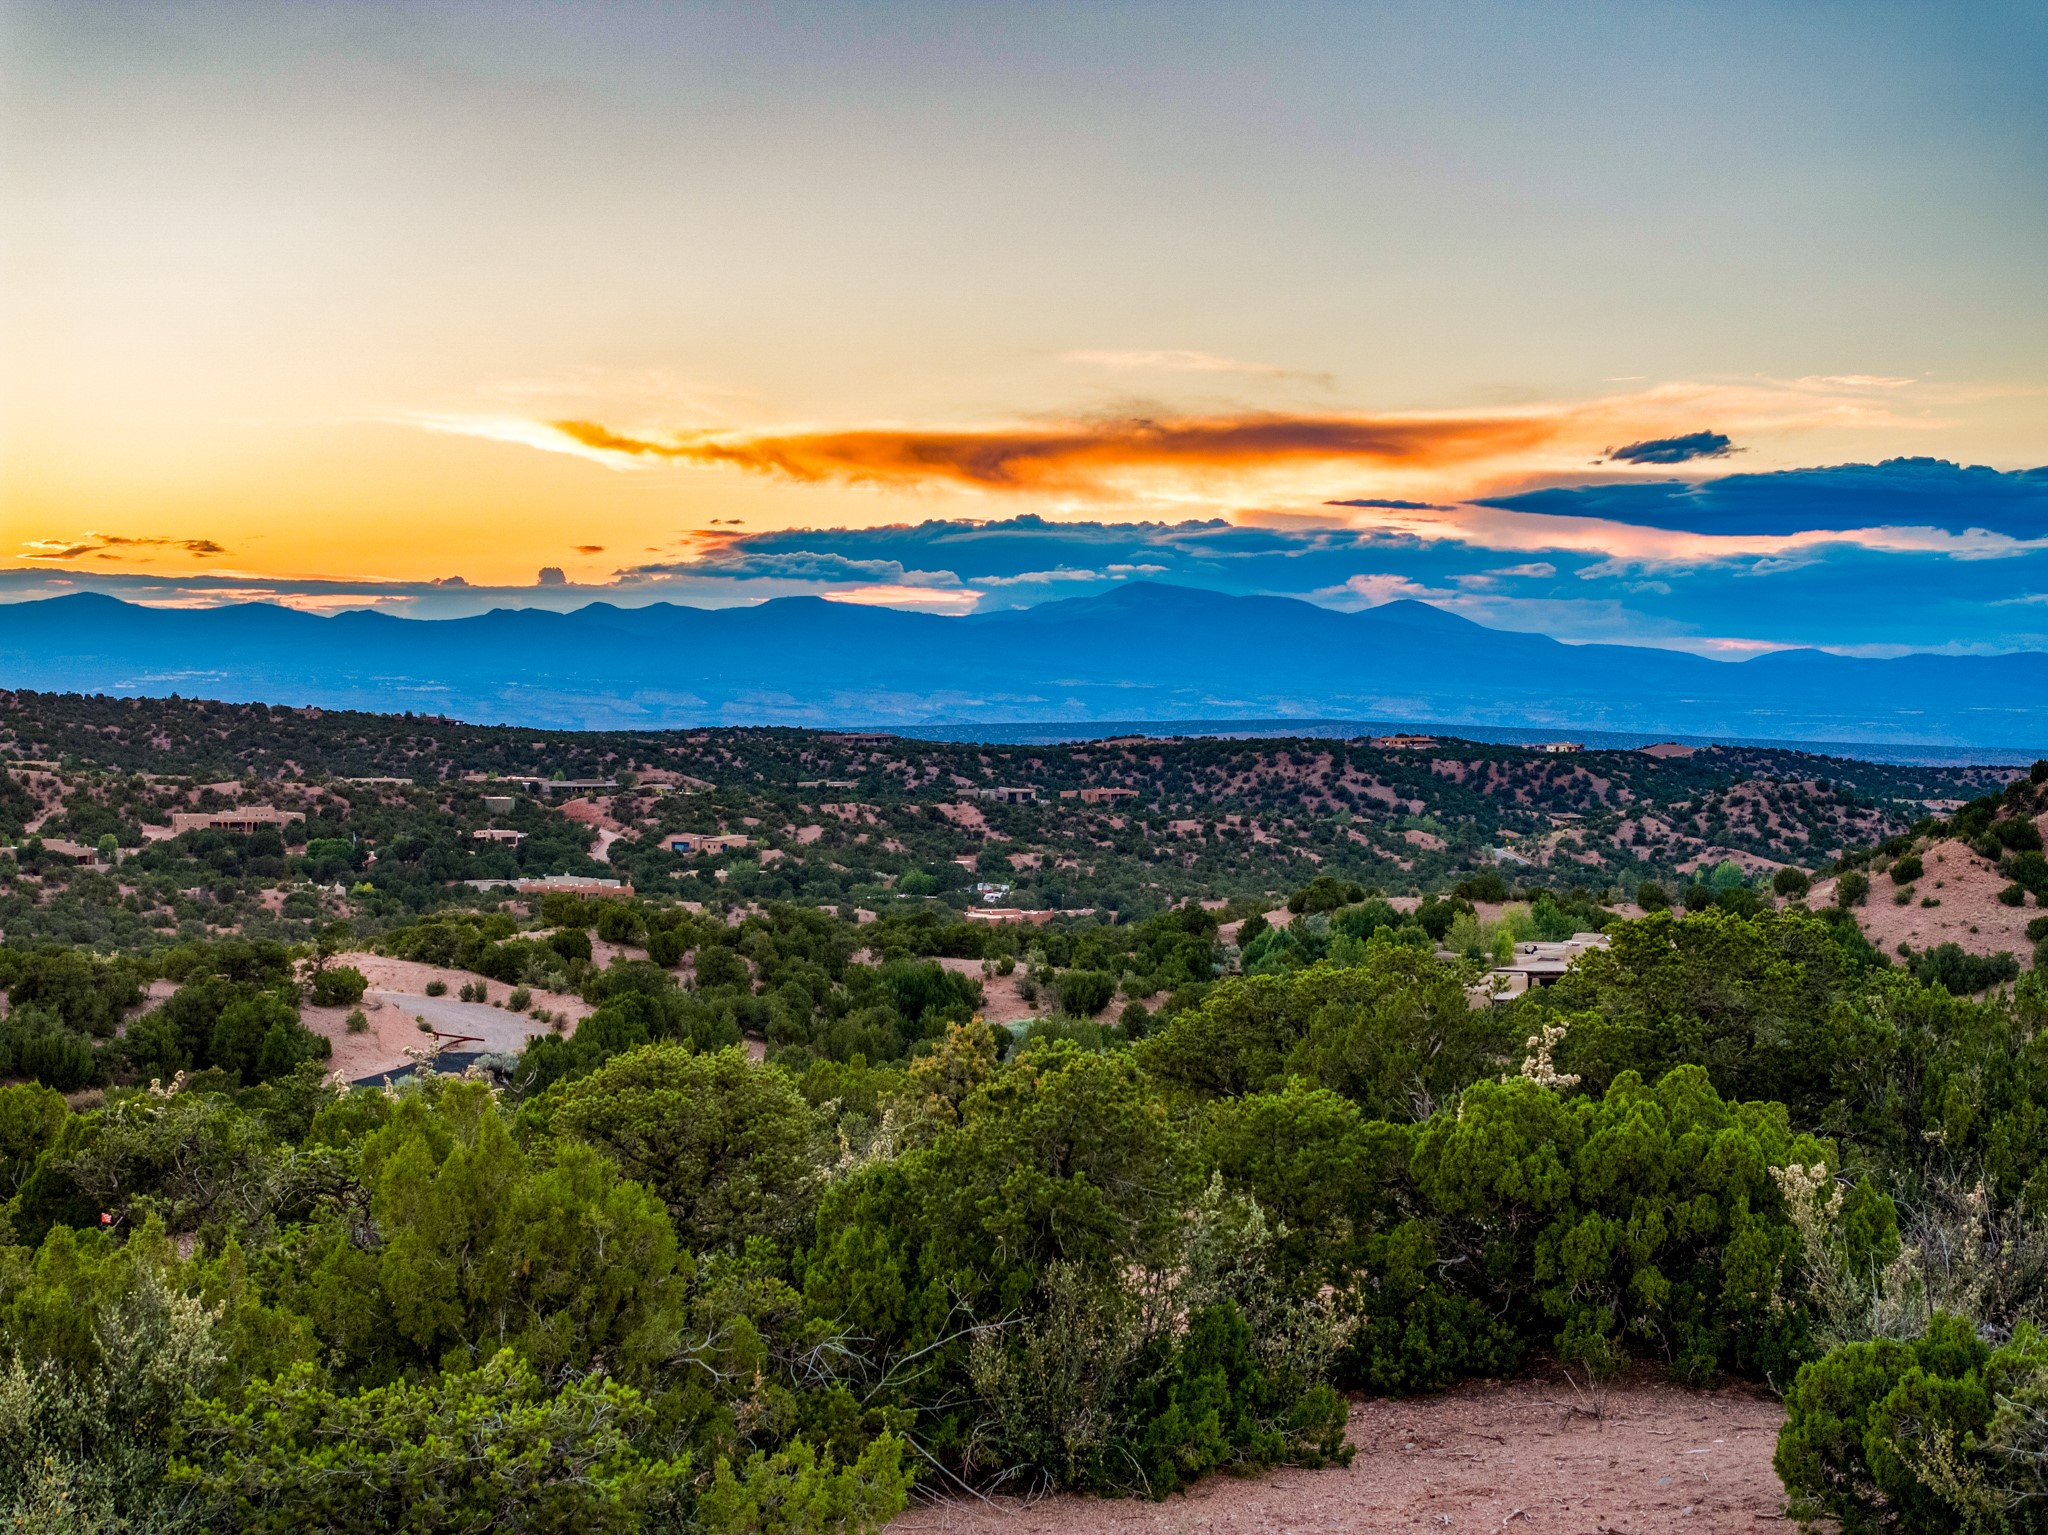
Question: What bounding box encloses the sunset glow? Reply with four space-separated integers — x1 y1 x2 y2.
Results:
2 2 2043 655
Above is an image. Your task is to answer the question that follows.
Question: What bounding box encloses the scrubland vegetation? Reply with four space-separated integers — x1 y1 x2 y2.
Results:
4 694 2048 1530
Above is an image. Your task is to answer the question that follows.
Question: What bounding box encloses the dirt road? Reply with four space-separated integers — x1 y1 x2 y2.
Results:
891 1371 1786 1533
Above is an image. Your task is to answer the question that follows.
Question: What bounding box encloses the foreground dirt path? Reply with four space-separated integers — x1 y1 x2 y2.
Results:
891 1373 1786 1533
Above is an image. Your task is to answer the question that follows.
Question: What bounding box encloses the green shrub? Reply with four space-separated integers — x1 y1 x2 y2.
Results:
693 945 750 991
695 1435 912 1534
308 964 368 1008
548 1042 825 1252
1635 880 1671 910
0 1082 67 1197
1909 943 2020 996
1119 1300 1350 1496
424 979 447 996
1995 816 2044 853
1837 870 1871 908
1773 867 1812 899
593 904 645 945
1412 895 1470 941
1775 1315 2048 1535
170 1351 691 1533
548 927 593 964
957 1184 1351 1498
1410 1064 1843 1385
1055 968 1117 1016
1288 875 1365 916
1138 946 1510 1118
2006 849 2048 897
345 1007 369 1035
0 1008 98 1092
1999 884 2028 908
1891 854 1924 885
1454 872 1510 903
0 946 143 1036
1018 1015 1123 1055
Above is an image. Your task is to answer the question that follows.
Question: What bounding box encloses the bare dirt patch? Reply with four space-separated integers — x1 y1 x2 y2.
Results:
300 952 594 1081
1816 816 2048 969
937 957 1043 1026
889 1372 1785 1534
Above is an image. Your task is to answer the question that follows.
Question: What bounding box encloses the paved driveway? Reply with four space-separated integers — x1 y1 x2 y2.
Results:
366 989 556 1054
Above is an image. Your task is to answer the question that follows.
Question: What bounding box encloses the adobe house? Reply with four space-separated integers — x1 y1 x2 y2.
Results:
666 832 752 854
169 806 306 836
35 838 103 867
1489 932 1612 989
963 786 1040 804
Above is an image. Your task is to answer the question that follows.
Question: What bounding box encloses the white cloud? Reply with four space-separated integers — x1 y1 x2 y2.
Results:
1310 572 1462 610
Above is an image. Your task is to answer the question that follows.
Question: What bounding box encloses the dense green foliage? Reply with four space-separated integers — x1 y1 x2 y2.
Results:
2 692 2026 945
3 697 2047 1528
1776 1316 2048 1535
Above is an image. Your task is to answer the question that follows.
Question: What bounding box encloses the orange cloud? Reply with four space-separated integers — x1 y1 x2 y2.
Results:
396 374 1969 515
19 534 227 562
546 411 1563 495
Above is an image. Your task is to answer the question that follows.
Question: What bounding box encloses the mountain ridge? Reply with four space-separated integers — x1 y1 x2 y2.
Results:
2 583 2044 745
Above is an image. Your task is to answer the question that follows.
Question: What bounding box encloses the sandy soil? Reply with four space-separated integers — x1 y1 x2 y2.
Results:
1815 815 2047 969
590 935 652 969
938 957 1044 1025
301 951 593 1081
890 1373 1786 1534
1676 848 1790 878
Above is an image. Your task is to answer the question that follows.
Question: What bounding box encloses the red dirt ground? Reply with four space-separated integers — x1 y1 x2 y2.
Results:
890 1372 1787 1534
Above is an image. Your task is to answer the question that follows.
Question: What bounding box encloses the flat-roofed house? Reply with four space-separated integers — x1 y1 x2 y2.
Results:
963 786 1040 804
963 907 1057 926
35 838 102 866
169 806 306 836
463 874 634 895
666 832 752 855
1488 931 1612 991
473 828 527 845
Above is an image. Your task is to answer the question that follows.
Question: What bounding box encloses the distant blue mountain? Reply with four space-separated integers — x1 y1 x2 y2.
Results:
1 583 2045 747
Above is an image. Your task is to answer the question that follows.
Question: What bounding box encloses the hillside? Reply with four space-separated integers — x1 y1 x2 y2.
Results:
0 688 2035 954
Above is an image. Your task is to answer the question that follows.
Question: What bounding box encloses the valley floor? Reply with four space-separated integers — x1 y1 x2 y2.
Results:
891 1370 1785 1533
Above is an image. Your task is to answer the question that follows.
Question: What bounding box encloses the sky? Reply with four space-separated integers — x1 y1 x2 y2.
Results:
3 1 2045 655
